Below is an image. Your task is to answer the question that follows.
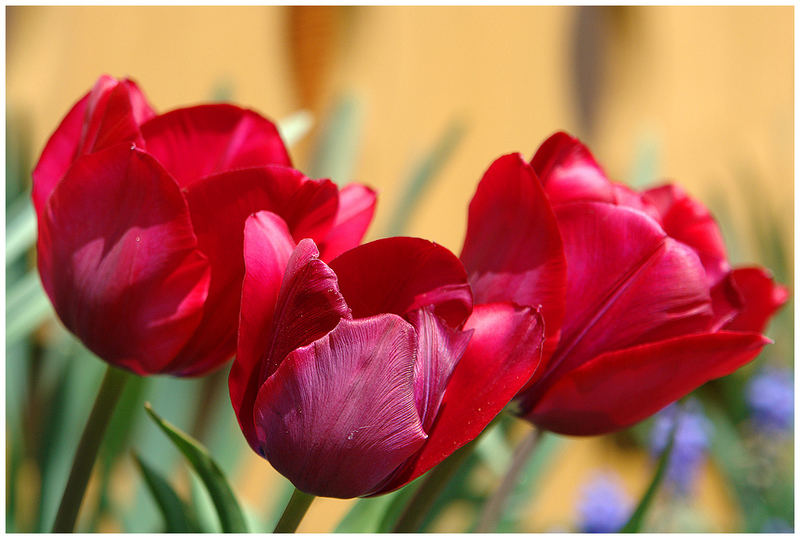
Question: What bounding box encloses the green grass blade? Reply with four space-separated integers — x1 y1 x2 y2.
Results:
278 110 314 148
6 198 36 264
308 95 363 185
143 403 248 533
6 273 53 346
384 119 465 237
620 420 677 532
132 452 200 532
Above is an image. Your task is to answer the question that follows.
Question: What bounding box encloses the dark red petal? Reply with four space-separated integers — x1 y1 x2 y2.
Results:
254 315 426 499
32 75 155 216
373 302 544 494
460 153 566 345
37 145 210 375
724 267 789 334
530 131 615 205
141 104 291 187
407 307 472 432
539 202 713 391
261 239 352 380
643 184 730 286
329 237 472 328
172 167 339 375
318 184 378 261
524 331 771 436
230 212 296 450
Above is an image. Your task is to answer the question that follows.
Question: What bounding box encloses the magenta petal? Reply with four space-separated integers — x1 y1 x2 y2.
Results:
724 267 789 334
530 131 615 205
172 167 338 374
460 153 566 342
374 303 544 494
330 237 472 328
643 184 730 285
254 315 427 498
141 104 292 187
407 307 473 432
230 211 296 450
544 202 713 385
318 184 378 261
525 331 771 435
37 145 210 375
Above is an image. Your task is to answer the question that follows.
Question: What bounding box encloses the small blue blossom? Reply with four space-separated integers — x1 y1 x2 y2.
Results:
649 400 712 495
746 367 794 433
576 472 632 533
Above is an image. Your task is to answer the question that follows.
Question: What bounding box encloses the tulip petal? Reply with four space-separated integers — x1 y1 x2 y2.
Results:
540 202 713 391
530 131 615 205
141 104 291 187
460 153 566 343
407 307 473 432
32 76 155 215
524 331 771 435
724 267 789 334
230 211 296 450
643 184 729 285
173 167 338 374
373 302 544 494
254 315 427 499
318 184 378 261
37 144 210 375
330 237 472 328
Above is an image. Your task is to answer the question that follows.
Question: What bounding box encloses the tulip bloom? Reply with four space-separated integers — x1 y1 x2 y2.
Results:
461 132 787 436
230 211 545 498
34 75 376 376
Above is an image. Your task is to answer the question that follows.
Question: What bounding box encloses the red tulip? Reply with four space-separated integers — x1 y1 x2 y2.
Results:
461 132 788 436
34 75 376 376
229 211 545 498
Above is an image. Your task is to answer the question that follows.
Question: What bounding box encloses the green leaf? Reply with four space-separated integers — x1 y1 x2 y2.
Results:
6 197 36 264
384 119 465 237
620 418 677 532
308 95 363 185
277 110 314 148
132 452 200 532
6 271 53 345
143 403 248 533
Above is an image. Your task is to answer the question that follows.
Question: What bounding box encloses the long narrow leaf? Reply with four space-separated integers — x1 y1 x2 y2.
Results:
6 271 53 345
308 95 363 184
620 419 677 532
278 110 314 148
144 403 248 533
133 452 200 532
6 198 36 264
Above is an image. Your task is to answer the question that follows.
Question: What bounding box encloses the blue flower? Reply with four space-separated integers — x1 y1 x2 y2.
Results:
746 367 794 433
576 472 632 533
649 400 712 495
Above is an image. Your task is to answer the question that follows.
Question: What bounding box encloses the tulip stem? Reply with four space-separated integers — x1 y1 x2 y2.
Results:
474 426 541 532
274 488 316 533
391 438 478 532
52 365 130 532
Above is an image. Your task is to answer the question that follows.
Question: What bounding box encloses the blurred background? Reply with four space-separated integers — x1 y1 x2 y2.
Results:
6 6 793 532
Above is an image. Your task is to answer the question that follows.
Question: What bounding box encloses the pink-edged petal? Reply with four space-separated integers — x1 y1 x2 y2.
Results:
642 184 730 285
230 211 296 450
329 237 472 328
32 75 155 215
318 183 378 261
538 202 713 393
254 315 427 499
530 131 615 205
724 267 789 334
524 331 771 436
172 167 338 374
373 302 544 494
407 307 473 433
260 238 352 381
140 104 291 187
460 153 566 344
37 144 210 375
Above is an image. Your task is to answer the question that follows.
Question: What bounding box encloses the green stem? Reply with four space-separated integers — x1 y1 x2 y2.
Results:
52 365 130 532
273 488 316 533
391 439 478 532
474 426 541 532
